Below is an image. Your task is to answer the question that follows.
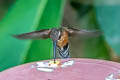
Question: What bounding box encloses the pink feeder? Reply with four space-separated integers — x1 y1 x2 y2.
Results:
0 58 120 80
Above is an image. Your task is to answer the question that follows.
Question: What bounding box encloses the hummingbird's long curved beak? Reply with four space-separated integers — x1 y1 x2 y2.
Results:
53 41 57 63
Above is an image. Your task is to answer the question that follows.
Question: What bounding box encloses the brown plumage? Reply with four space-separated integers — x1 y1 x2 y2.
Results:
57 30 69 48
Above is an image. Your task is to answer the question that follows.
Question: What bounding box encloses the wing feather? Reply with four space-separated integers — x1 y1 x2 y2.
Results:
64 27 102 38
13 29 51 39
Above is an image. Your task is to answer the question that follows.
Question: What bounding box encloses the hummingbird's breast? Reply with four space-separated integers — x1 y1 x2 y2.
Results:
57 30 69 48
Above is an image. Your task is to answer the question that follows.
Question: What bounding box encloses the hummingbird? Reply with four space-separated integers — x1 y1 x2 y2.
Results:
13 27 102 63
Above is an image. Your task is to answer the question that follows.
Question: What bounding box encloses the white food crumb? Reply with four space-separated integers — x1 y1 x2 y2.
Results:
61 60 74 68
36 62 49 68
32 60 75 72
37 68 53 72
36 62 58 68
49 64 58 68
31 65 35 68
105 74 120 80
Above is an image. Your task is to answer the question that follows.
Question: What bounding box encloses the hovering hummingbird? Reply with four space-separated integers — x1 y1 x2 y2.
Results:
13 27 102 63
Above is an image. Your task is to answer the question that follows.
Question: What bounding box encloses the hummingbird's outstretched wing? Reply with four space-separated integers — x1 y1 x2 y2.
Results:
13 29 51 39
64 27 102 38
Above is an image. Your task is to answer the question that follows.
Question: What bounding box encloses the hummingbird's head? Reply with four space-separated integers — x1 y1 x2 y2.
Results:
50 28 60 41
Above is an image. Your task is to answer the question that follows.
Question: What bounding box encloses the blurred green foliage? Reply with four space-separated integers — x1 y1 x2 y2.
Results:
0 0 65 71
94 1 120 55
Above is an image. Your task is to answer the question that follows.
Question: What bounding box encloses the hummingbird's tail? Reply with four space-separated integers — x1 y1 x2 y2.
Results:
57 43 70 58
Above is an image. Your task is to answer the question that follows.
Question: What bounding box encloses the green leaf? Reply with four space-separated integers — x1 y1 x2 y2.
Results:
0 0 48 71
94 0 120 55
